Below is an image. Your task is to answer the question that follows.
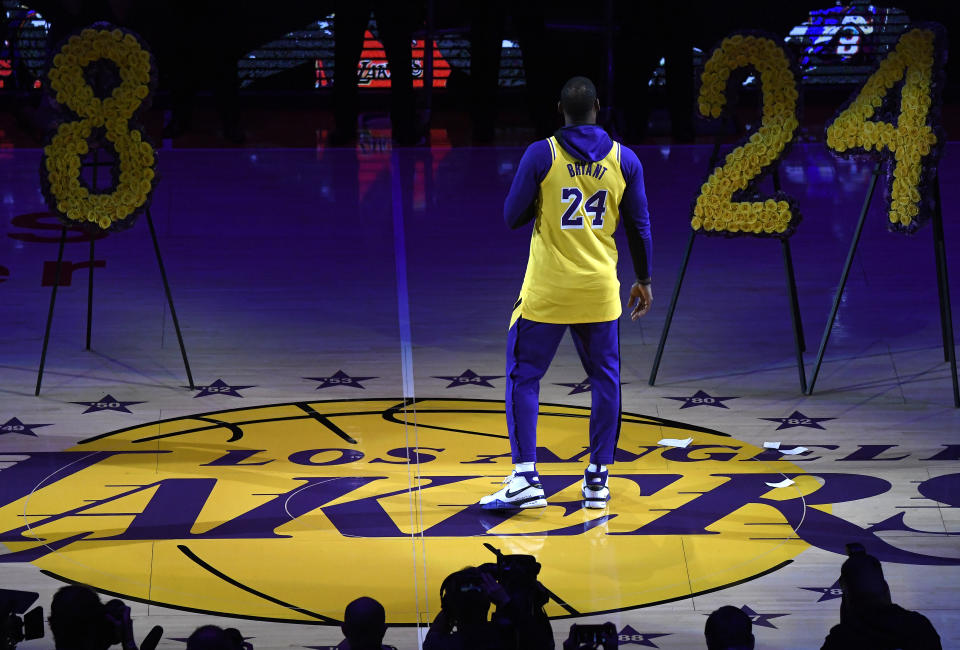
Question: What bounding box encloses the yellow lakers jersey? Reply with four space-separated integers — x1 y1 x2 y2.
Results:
511 136 627 326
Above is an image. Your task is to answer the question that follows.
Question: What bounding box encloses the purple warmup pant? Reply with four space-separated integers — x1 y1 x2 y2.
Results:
505 316 621 465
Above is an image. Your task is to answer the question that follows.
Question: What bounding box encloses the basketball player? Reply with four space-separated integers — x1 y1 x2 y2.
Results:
480 76 653 510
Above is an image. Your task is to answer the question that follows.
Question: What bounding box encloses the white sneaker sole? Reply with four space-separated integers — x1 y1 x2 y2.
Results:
480 497 547 510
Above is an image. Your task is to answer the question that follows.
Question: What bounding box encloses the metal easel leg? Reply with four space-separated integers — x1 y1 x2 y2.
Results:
807 163 881 395
782 238 807 392
146 208 195 389
772 165 804 351
931 178 959 407
85 235 94 350
36 227 67 395
648 231 695 386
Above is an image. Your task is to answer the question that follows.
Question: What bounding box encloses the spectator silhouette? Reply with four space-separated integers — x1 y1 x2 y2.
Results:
337 597 396 650
186 626 235 650
49 585 111 650
705 606 754 650
49 586 155 650
821 548 942 649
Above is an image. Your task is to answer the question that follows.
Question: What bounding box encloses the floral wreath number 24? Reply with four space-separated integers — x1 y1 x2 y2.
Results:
42 24 157 232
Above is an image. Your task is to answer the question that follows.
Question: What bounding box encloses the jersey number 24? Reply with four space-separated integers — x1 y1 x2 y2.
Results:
560 188 607 229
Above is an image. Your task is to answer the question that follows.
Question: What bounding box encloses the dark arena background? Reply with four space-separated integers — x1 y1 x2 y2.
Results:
1 1 960 649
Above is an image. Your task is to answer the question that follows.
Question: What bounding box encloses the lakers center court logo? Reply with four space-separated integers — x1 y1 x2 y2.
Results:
2 398 955 625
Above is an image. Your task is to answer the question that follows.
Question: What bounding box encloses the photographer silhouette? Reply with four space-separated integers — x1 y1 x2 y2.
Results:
424 553 555 650
49 585 162 650
820 543 941 649
424 567 507 650
484 556 554 650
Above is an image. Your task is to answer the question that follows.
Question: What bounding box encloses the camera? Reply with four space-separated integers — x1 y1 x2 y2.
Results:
1 591 44 650
440 568 487 609
496 554 541 587
566 623 618 650
439 567 492 627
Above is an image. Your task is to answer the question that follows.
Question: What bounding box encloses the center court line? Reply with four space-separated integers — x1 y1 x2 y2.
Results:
390 149 429 640
390 150 415 401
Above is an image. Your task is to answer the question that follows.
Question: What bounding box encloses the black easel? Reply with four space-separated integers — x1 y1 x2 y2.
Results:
807 169 959 406
35 146 194 395
648 138 808 391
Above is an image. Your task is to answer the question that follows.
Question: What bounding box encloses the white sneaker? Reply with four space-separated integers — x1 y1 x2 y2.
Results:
582 467 610 509
479 470 546 509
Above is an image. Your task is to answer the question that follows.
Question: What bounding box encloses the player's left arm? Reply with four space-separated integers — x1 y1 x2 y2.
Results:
619 146 653 320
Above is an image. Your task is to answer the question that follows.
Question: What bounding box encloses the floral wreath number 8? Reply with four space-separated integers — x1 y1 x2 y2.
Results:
693 33 801 238
42 26 156 231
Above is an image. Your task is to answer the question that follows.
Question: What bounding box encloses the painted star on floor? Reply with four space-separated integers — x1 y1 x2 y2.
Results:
433 368 503 388
617 625 671 647
71 394 145 414
664 389 739 409
305 369 378 390
800 579 844 602
760 410 835 430
188 378 255 398
740 605 788 629
0 417 53 437
555 377 630 395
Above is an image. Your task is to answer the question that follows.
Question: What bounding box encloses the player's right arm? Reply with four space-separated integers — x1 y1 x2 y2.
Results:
619 146 653 319
503 140 553 229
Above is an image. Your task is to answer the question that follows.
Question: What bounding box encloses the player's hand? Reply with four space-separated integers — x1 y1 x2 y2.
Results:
628 281 652 320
